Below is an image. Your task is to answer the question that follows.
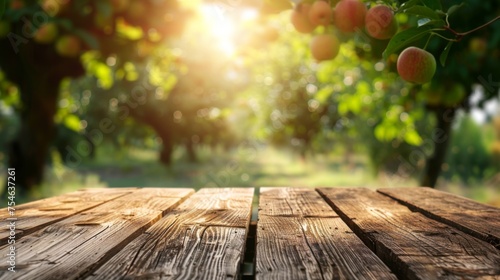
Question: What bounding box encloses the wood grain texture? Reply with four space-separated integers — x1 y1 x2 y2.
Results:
89 188 254 280
318 188 500 280
378 187 500 249
0 188 134 243
256 187 397 280
0 188 194 280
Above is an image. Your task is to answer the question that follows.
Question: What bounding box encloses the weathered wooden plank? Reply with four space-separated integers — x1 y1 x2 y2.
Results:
89 188 254 280
378 187 500 249
0 188 194 280
0 188 135 243
318 188 500 279
256 187 397 280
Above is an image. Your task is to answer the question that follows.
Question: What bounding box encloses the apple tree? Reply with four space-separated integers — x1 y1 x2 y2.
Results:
0 0 190 195
279 0 499 187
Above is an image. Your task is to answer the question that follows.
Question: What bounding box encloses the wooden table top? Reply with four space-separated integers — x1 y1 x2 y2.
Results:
0 187 499 279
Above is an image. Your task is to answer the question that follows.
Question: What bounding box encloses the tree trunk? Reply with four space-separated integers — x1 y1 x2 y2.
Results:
420 106 456 188
1 30 84 197
159 134 174 166
126 103 175 166
185 140 198 163
8 81 59 196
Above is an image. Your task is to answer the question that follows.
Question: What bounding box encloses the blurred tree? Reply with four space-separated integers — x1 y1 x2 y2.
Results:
257 58 326 160
0 0 190 194
417 0 500 187
243 18 328 160
442 116 492 183
0 72 20 165
56 45 244 167
0 0 498 194
493 116 500 171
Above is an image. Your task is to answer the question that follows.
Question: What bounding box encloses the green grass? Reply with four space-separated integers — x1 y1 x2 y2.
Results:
77 145 379 189
1 145 499 206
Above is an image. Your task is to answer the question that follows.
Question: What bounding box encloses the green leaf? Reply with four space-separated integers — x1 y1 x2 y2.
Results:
315 86 334 103
398 0 422 12
374 123 398 142
404 129 423 145
435 10 446 17
116 18 144 40
6 5 38 21
260 0 293 14
402 6 441 20
383 25 434 59
63 115 81 132
73 29 99 49
95 64 113 89
439 41 453 66
420 0 442 11
54 18 73 30
417 18 431 26
0 0 6 20
418 19 446 27
447 3 464 15
96 1 113 18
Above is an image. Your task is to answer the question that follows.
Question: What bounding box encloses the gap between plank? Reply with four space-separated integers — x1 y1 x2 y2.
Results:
376 190 500 250
315 189 376 251
241 187 259 280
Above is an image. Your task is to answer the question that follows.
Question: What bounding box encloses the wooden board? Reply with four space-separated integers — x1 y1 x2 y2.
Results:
256 188 397 280
0 188 134 243
318 188 500 279
378 187 500 249
0 188 194 280
89 188 254 280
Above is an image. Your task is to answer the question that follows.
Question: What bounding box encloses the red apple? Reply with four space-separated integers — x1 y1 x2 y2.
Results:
291 3 316 33
365 5 398 40
397 47 436 84
311 34 340 61
334 0 367 33
309 1 333 27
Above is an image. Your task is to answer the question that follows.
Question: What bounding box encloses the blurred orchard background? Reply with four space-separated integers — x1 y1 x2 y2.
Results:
0 0 499 205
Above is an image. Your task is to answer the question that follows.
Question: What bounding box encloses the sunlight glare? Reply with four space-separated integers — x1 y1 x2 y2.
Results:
241 9 259 21
200 4 237 56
